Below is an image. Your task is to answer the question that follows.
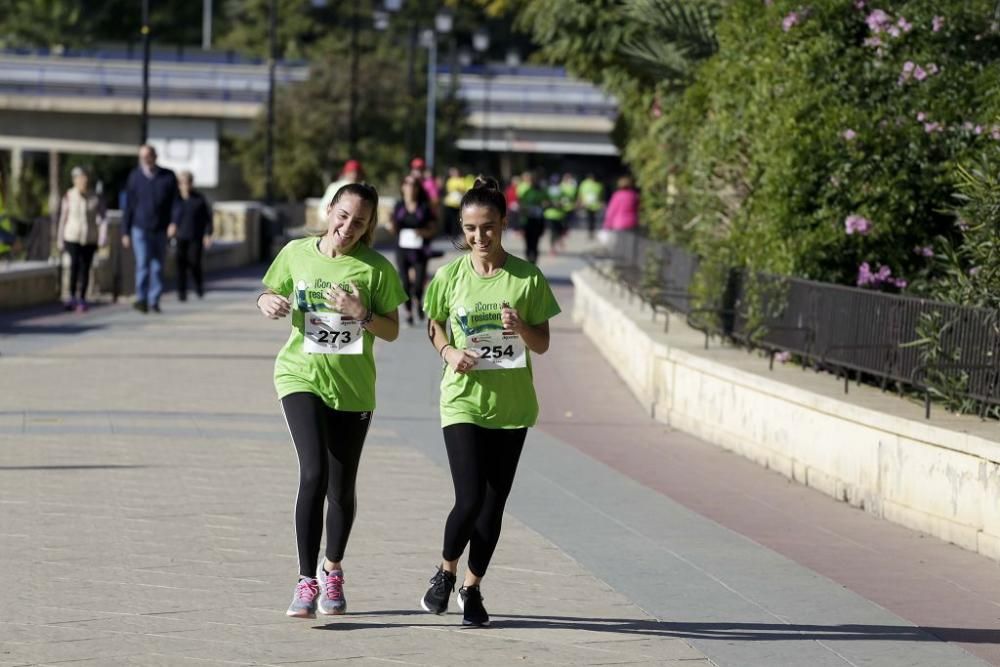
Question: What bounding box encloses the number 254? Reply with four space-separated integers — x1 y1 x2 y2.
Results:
480 345 514 359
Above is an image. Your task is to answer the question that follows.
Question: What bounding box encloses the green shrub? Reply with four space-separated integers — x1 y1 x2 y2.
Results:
662 1 1000 290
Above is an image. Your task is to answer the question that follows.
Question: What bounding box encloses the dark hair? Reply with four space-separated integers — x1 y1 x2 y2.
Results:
328 182 380 247
401 175 430 207
459 176 507 219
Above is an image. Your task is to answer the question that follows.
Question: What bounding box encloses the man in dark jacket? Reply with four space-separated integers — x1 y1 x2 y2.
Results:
122 144 178 313
168 171 213 301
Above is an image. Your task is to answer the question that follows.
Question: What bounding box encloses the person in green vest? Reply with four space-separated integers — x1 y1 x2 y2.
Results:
543 174 572 256
577 173 605 240
515 171 547 264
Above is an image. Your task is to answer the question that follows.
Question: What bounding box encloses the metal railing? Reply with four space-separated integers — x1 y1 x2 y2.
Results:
593 230 1000 418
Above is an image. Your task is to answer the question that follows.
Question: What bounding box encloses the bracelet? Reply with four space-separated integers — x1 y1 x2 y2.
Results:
439 344 453 359
255 291 269 309
360 308 374 326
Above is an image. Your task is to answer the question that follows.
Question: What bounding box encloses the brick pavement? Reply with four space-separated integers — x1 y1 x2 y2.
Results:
0 257 711 666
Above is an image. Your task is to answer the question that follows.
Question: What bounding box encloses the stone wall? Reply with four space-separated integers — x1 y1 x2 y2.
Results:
573 266 1000 561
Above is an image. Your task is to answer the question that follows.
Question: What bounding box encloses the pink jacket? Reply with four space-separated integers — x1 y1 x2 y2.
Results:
602 188 639 230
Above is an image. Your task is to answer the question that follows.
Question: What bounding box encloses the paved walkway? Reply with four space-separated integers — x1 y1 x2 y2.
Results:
1 231 998 666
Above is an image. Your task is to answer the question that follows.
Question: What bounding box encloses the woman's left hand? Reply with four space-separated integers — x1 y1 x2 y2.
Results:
501 303 524 334
325 281 367 320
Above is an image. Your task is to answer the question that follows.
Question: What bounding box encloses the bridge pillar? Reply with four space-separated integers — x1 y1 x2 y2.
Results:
48 150 60 251
9 147 22 199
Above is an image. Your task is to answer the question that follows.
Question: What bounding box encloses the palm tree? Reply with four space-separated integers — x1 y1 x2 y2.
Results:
619 0 725 90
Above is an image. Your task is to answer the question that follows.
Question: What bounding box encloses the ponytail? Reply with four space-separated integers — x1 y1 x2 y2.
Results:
459 175 507 219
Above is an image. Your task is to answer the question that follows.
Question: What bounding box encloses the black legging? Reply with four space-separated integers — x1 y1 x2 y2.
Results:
396 248 428 314
64 241 97 300
583 209 598 239
280 392 371 577
176 238 204 299
442 423 527 577
523 217 545 265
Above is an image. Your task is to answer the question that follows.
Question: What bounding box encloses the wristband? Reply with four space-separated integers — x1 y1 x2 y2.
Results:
360 308 374 326
255 291 269 309
439 344 453 359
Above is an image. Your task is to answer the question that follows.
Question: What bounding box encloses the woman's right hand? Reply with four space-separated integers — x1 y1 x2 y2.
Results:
258 293 291 319
444 346 480 374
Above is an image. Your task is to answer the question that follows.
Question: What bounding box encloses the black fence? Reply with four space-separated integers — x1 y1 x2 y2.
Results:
591 230 1000 419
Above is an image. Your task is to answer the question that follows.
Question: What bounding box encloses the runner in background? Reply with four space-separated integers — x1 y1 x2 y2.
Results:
443 167 467 237
515 171 547 265
577 173 605 240
391 175 435 327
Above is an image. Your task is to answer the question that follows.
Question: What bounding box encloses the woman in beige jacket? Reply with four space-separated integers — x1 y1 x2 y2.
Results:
57 167 107 312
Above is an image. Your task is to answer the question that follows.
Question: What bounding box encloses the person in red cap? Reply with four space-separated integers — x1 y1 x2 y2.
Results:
318 160 365 226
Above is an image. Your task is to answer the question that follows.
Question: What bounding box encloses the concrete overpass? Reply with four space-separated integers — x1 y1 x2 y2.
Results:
0 51 618 196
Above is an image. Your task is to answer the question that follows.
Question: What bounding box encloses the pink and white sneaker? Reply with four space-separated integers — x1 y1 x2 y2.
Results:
286 578 319 618
317 568 347 615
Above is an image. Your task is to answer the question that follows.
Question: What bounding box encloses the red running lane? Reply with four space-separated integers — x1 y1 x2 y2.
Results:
533 285 1000 665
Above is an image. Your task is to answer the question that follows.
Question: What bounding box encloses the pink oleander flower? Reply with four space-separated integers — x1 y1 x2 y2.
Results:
913 65 927 81
782 11 801 32
923 121 943 134
992 129 1000 141
897 17 912 32
975 125 984 135
903 61 916 73
866 9 893 33
775 351 792 363
914 245 934 258
845 214 873 235
854 0 867 8
842 128 858 141
963 121 975 131
858 262 900 289
916 111 927 121
857 262 875 286
927 63 939 75
969 266 980 276
864 36 883 48
932 16 945 32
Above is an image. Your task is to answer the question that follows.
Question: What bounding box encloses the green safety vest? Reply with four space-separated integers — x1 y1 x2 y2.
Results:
578 178 604 211
544 185 567 221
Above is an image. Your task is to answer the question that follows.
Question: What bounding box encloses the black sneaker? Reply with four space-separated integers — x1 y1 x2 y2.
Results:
133 300 148 314
458 585 490 627
420 567 456 615
151 304 162 313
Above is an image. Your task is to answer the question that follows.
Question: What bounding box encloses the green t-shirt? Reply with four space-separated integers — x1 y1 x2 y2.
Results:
262 237 407 411
424 254 562 429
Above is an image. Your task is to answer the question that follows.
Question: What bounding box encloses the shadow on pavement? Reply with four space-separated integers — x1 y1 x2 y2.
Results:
0 464 151 471
313 611 1000 644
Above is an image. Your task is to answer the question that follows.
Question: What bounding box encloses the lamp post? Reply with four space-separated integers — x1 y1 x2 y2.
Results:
202 0 212 49
472 29 490 161
140 0 151 144
265 0 277 205
422 9 452 174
